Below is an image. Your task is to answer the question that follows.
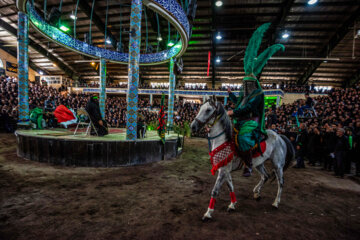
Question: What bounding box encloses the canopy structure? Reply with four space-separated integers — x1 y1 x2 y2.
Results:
16 0 190 65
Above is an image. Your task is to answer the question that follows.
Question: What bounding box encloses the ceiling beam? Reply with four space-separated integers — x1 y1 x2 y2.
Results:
297 6 360 85
0 42 49 75
0 18 79 79
258 0 295 81
77 0 118 49
344 68 360 87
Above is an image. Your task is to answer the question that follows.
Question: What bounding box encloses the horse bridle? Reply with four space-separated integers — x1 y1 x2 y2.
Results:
195 100 227 152
194 99 221 129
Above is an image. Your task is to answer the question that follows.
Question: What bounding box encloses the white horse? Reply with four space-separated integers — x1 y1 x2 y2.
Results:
191 96 295 221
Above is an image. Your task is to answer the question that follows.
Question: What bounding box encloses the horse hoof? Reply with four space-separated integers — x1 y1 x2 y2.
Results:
227 207 235 212
272 203 279 209
202 216 212 222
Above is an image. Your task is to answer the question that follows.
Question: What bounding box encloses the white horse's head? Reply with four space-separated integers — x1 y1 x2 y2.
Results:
191 95 219 133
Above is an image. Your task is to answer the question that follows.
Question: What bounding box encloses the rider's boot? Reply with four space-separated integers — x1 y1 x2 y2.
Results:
240 151 252 177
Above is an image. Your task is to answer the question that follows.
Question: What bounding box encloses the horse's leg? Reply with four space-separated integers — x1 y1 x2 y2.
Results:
253 163 269 200
272 166 284 208
225 167 237 211
202 168 227 221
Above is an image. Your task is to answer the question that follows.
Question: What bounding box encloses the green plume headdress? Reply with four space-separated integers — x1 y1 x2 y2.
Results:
243 23 285 83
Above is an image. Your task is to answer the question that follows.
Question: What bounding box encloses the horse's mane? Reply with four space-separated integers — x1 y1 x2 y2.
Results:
217 103 232 141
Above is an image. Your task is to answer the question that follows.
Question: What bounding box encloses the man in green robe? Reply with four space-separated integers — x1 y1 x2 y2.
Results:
30 107 44 129
226 23 285 176
227 76 266 176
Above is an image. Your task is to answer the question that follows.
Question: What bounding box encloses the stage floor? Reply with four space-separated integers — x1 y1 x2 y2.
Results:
16 128 180 142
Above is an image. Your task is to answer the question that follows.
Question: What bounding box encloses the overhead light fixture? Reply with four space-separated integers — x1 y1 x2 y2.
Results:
106 38 112 44
356 29 360 38
53 63 57 67
59 25 69 32
323 60 328 63
39 71 44 75
282 31 289 39
307 0 318 5
216 32 222 40
167 41 175 47
157 35 163 41
215 1 223 7
70 11 77 20
91 62 95 66
216 57 221 63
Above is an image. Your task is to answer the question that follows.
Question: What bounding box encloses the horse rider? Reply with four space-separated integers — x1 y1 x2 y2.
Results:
227 76 266 177
226 22 284 177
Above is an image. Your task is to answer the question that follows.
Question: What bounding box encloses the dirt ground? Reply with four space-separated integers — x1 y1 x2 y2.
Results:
1 133 360 240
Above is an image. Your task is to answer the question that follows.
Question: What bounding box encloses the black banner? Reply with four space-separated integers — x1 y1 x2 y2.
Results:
6 61 17 73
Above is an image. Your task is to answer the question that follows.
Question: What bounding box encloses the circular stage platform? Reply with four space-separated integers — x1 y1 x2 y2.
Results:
15 128 183 167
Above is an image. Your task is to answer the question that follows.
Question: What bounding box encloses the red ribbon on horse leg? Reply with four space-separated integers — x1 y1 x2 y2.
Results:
208 197 216 209
230 192 237 203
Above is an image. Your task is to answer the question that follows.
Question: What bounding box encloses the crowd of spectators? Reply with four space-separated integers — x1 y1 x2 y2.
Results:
265 88 360 177
262 82 332 94
0 76 18 132
0 75 202 134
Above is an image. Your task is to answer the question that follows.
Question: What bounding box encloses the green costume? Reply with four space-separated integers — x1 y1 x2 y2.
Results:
30 107 44 129
229 23 285 153
229 88 265 152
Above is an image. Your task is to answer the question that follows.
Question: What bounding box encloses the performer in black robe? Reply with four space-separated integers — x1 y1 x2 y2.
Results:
86 95 108 136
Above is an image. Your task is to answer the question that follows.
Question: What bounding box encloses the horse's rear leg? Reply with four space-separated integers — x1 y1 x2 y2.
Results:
225 172 237 211
202 169 227 221
253 163 269 200
272 167 284 208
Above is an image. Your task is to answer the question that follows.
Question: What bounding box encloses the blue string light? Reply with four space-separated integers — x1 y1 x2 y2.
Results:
59 0 63 12
144 6 148 53
156 13 160 52
89 0 96 44
119 9 122 47
74 0 79 38
104 0 109 47
43 0 47 18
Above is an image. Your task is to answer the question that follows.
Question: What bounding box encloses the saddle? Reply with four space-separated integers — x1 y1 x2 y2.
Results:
251 140 267 158
233 127 267 158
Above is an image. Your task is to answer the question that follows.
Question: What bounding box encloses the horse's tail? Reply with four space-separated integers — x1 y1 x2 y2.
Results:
280 134 295 172
269 134 295 183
